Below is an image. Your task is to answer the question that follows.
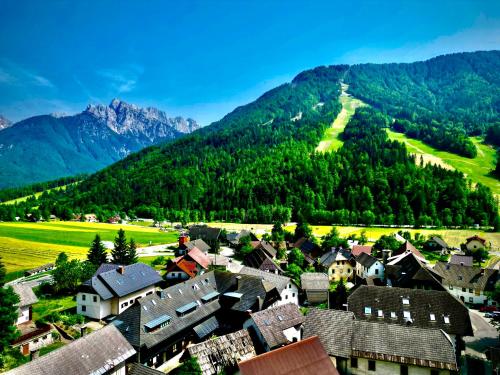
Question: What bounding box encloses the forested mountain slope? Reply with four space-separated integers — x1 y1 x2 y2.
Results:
2 55 497 228
346 50 500 157
0 100 198 188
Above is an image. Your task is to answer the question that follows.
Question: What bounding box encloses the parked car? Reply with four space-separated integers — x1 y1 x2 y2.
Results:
480 306 498 313
485 311 500 319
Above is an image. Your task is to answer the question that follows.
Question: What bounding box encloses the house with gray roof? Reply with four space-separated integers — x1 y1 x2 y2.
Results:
244 248 283 274
240 266 299 306
189 225 222 251
12 284 38 325
348 285 472 352
187 329 256 375
243 303 304 352
449 254 473 267
433 262 498 305
318 248 356 282
77 263 162 320
424 236 451 253
112 270 280 369
6 325 135 375
354 252 384 280
300 273 329 304
303 308 458 374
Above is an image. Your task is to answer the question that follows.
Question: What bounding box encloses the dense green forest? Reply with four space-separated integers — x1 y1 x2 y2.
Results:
346 51 500 157
0 52 498 227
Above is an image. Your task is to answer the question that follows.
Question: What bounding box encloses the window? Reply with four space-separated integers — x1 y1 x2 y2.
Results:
82 305 86 312
377 310 383 318
364 307 372 315
429 313 436 321
285 295 288 299
288 284 292 289
469 288 473 293
444 315 450 324
375 269 379 275
400 365 408 375
469 297 473 303
462 288 466 292
368 360 376 371
390 312 397 319
292 293 295 298
350 358 358 368
82 294 86 301
449 285 453 290
34 339 39 344
93 295 97 302
402 297 410 305
403 311 411 319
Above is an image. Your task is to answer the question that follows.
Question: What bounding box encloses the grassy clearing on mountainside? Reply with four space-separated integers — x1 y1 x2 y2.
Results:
316 84 366 152
0 221 178 275
1 184 74 205
387 130 500 196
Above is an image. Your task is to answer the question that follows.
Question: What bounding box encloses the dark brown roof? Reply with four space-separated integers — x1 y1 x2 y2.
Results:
466 235 486 245
239 266 294 293
347 285 473 336
244 248 283 273
188 329 256 375
433 262 498 291
386 252 444 290
189 225 222 241
238 336 339 375
6 325 135 375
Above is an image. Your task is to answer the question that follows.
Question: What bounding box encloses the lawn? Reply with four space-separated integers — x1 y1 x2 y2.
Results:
316 84 366 153
39 342 66 357
1 184 75 205
0 221 178 275
386 130 500 197
32 294 76 322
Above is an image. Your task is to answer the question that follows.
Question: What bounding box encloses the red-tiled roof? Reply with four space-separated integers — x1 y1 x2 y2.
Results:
466 235 486 245
166 258 198 278
187 247 210 269
238 336 339 375
352 245 372 257
396 241 425 260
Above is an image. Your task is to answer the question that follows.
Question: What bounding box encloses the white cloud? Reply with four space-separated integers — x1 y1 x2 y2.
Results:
97 64 144 94
0 60 55 88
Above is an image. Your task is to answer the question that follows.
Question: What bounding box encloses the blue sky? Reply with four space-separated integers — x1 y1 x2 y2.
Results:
0 0 499 124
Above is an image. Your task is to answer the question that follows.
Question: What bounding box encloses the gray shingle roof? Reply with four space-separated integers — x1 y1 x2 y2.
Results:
193 316 220 339
429 236 449 249
249 303 304 349
303 308 457 370
239 266 293 293
12 284 38 308
185 239 211 253
347 285 472 336
189 225 222 241
188 329 256 375
244 248 283 274
5 325 135 375
433 262 498 292
83 263 162 300
128 363 164 375
318 248 353 268
449 255 473 267
302 309 354 358
300 273 329 291
355 252 379 268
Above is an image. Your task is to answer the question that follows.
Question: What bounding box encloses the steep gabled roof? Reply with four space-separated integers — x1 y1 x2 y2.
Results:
429 236 450 249
393 240 425 260
6 325 135 375
188 329 256 375
244 248 283 273
356 252 379 268
385 252 444 290
347 285 473 336
318 248 353 268
249 303 304 349
12 284 38 308
351 245 372 257
466 235 486 245
239 266 294 293
185 238 211 253
238 336 339 375
186 247 210 269
166 258 198 278
433 262 498 292
189 225 222 241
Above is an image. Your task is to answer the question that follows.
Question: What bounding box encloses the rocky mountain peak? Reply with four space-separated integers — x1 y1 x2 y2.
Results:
0 115 12 130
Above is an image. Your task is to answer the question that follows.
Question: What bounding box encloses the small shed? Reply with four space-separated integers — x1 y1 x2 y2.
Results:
300 273 329 304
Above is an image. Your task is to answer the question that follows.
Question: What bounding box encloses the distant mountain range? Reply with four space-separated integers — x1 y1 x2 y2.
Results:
0 100 199 188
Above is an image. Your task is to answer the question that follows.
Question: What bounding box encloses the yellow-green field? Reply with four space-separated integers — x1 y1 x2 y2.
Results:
0 221 178 275
387 130 500 196
206 222 499 249
316 83 366 152
1 184 74 205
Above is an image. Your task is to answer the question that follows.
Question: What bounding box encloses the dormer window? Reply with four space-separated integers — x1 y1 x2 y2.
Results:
364 307 372 315
444 315 450 324
377 310 383 318
429 313 436 321
402 297 410 305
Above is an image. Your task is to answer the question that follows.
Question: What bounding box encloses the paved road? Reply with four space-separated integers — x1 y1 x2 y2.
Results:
465 309 499 357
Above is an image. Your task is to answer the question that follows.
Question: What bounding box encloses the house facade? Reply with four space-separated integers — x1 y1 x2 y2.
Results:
77 263 162 320
465 235 487 252
355 253 384 280
318 248 355 282
165 247 210 280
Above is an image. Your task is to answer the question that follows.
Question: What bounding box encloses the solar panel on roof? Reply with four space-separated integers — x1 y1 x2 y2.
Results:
176 301 198 315
223 292 243 299
201 291 219 302
144 314 172 330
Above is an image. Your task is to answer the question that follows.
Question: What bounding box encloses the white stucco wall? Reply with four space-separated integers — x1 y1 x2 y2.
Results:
282 326 301 343
271 282 299 307
446 285 490 305
15 332 54 355
16 306 31 325
356 261 384 279
347 357 451 375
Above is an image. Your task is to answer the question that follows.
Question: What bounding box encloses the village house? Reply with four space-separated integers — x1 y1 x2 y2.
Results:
318 248 355 282
243 303 304 352
238 336 340 375
293 237 320 266
84 213 98 222
6 325 136 375
165 247 210 280
449 254 473 267
347 285 472 352
303 308 458 375
244 247 283 274
433 262 498 305
186 329 256 375
189 225 222 251
300 272 329 304
240 266 299 306
385 251 445 290
177 234 211 256
250 240 277 259
354 252 384 280
424 236 451 253
112 270 281 369
77 263 162 320
391 240 426 261
12 284 38 325
465 235 487 252
226 230 258 247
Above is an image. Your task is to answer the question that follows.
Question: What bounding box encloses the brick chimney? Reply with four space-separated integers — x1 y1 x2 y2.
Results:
179 234 189 248
118 265 125 275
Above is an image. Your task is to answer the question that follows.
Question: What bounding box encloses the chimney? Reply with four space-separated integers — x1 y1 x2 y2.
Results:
80 325 87 337
30 349 39 361
382 249 390 267
179 234 189 248
118 266 125 275
236 275 242 289
480 268 485 276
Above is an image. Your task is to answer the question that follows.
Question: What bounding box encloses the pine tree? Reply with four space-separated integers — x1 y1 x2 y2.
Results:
111 229 128 264
87 234 108 267
126 239 138 265
0 257 20 351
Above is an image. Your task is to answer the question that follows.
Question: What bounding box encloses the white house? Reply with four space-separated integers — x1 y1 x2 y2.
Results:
77 263 162 320
355 252 384 280
239 266 299 306
243 303 304 352
12 284 38 325
465 235 487 252
433 262 498 305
